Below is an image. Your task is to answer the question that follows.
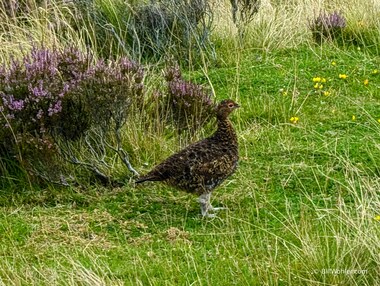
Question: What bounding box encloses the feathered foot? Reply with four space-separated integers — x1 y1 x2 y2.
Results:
198 193 227 218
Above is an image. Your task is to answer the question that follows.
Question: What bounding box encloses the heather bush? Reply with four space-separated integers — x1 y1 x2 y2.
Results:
0 46 143 185
310 11 347 44
161 62 215 134
0 47 72 158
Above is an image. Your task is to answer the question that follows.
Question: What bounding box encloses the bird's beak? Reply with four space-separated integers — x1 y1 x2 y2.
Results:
234 103 240 109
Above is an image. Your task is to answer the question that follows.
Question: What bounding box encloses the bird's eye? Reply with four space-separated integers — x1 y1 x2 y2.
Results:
228 103 234 108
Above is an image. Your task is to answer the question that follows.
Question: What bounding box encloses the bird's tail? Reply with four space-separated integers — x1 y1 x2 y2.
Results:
135 177 149 184
135 175 161 184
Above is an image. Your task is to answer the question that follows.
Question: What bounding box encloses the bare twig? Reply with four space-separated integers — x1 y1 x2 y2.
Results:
56 139 112 185
103 125 140 177
84 129 112 168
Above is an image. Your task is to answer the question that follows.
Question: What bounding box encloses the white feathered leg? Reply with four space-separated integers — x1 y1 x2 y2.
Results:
198 193 227 217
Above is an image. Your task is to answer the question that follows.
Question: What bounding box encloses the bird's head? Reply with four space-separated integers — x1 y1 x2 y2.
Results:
216 99 240 119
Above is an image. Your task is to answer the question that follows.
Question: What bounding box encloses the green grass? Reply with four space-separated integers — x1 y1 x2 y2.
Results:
1 44 380 285
1 0 380 284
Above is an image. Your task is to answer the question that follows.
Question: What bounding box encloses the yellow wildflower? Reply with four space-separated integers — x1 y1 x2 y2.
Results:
339 74 348 79
290 116 299 124
314 83 323 89
372 69 379 75
312 77 321 82
375 215 380 221
364 79 369 86
377 119 380 123
352 115 356 121
279 89 288 96
331 61 337 66
321 78 327 83
323 91 330 96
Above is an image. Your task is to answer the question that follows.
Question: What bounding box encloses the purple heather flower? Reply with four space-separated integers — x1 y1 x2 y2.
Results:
1 95 24 111
9 99 24 111
164 63 182 81
48 100 62 116
327 11 346 28
28 80 50 101
120 58 136 72
1 44 145 149
310 11 346 43
312 11 346 31
58 82 70 98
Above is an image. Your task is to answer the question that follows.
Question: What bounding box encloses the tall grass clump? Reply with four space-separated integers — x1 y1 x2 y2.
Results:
129 0 214 62
0 45 143 187
212 0 380 56
265 159 380 284
0 0 88 60
308 7 380 52
0 0 45 18
74 0 130 58
338 2 380 53
212 1 311 58
76 0 215 63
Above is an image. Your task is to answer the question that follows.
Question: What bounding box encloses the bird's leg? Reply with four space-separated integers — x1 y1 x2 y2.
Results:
198 192 214 218
198 193 227 217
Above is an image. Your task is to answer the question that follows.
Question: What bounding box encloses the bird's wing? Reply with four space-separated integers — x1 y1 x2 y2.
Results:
191 154 235 177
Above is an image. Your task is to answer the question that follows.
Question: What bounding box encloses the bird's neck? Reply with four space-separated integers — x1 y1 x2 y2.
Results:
213 116 237 144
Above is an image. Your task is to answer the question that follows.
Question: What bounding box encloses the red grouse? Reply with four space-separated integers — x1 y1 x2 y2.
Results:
136 99 239 217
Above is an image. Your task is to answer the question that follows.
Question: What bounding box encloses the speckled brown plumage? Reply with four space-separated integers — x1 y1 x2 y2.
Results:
136 99 240 217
